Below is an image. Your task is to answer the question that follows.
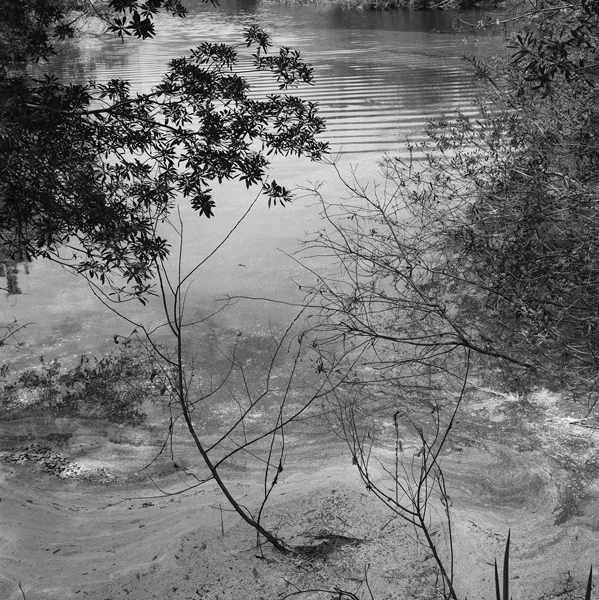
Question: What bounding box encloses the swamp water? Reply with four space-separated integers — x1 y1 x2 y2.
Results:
1 6 599 600
0 0 504 365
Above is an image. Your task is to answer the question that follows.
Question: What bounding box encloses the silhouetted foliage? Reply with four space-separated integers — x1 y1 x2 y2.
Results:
0 0 190 63
1 2 328 301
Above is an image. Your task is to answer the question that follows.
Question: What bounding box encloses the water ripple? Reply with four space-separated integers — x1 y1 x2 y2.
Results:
51 3 504 158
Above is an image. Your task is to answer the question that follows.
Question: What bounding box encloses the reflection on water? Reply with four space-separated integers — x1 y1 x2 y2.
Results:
0 246 29 296
2 2 506 363
0 261 21 296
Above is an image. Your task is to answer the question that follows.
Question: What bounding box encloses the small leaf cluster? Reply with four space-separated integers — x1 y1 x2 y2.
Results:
510 0 599 93
107 0 191 41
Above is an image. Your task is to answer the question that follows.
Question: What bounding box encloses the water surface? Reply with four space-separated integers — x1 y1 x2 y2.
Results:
0 1 505 364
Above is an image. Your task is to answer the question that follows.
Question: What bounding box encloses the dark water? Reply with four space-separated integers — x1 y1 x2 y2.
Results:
0 1 506 364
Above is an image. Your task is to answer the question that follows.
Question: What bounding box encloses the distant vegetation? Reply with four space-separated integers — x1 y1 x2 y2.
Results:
259 0 499 11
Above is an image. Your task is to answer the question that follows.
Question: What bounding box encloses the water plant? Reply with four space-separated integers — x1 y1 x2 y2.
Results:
0 347 151 424
494 531 511 600
494 531 593 600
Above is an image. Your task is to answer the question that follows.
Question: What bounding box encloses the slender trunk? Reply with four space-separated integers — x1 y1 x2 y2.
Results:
174 318 289 553
418 512 458 600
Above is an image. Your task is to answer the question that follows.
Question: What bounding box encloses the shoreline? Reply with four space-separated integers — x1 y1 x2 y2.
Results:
256 0 505 12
